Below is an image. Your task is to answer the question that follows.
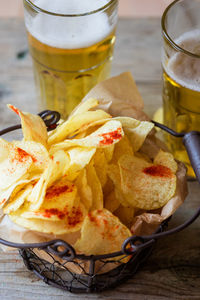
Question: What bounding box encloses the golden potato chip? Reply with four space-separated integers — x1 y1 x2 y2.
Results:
21 179 78 221
112 135 133 163
48 110 111 145
13 141 49 172
66 147 96 181
69 98 99 118
93 149 107 188
86 162 103 210
0 142 33 190
154 150 178 174
8 105 48 148
103 144 115 163
75 169 92 210
114 205 135 227
9 201 86 235
27 151 69 211
74 209 131 255
104 191 120 213
125 121 154 152
0 178 30 209
118 154 177 210
3 184 33 214
107 164 130 207
27 163 52 211
49 120 124 153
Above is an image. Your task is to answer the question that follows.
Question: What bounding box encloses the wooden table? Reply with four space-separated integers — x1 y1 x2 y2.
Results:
0 18 200 300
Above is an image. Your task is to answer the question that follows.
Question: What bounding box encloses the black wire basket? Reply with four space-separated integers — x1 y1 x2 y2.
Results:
0 110 199 293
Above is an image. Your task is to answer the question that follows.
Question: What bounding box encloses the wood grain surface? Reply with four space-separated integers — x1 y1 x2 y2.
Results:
0 18 199 300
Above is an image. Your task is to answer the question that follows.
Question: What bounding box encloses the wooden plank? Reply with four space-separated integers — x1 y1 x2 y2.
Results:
0 18 199 300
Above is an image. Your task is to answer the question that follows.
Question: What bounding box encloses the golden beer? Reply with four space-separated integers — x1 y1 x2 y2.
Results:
163 31 200 177
24 0 118 118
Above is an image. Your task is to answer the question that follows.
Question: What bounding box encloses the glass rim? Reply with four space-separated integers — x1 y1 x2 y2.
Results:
161 0 200 59
24 0 117 17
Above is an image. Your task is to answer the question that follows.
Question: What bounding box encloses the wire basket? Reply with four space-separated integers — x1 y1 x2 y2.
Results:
0 110 199 293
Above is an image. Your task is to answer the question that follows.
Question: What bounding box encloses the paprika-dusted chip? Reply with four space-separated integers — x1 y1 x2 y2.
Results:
0 141 33 190
48 109 111 145
8 104 48 148
118 154 177 210
75 209 131 255
49 120 124 153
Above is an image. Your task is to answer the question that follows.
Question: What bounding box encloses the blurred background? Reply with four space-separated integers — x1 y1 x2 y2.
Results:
1 0 174 17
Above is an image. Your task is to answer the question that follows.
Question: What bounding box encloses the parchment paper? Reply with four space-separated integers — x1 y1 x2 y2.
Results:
0 72 188 274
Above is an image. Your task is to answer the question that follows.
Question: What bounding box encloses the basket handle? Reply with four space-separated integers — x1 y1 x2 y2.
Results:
123 125 200 255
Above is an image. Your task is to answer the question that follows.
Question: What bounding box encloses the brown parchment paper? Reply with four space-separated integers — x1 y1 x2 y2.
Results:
0 72 188 274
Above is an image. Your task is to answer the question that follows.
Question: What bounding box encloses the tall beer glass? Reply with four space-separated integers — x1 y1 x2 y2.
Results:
23 0 118 118
162 0 200 177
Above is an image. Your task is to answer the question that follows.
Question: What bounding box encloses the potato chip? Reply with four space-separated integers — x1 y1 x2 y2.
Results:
69 98 99 118
8 105 48 148
125 121 154 152
154 150 178 174
75 169 92 210
104 191 120 213
21 179 78 221
13 141 49 172
103 144 115 163
49 120 123 153
112 135 133 163
9 201 86 235
86 162 103 210
66 147 96 181
114 205 135 227
26 151 68 210
74 209 131 255
48 110 111 145
27 150 70 211
0 178 30 209
3 184 33 214
93 149 107 188
107 164 130 207
118 154 177 210
0 142 33 190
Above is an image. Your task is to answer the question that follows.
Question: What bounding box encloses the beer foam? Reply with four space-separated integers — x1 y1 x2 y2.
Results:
25 0 116 49
164 30 200 92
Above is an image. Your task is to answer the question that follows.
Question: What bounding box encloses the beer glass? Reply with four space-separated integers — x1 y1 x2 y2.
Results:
162 0 200 177
23 0 118 118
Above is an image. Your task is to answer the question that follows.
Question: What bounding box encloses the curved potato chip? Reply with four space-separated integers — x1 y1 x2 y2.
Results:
107 164 130 207
66 147 96 181
13 141 49 172
8 105 48 148
48 110 111 145
104 191 120 213
94 149 107 188
112 135 133 163
0 178 30 209
50 120 123 153
114 205 135 227
118 154 177 210
0 143 33 190
75 169 92 210
3 184 33 214
125 121 154 152
69 98 99 118
74 209 131 255
21 179 78 221
154 150 178 174
28 151 69 211
86 162 103 210
9 201 86 234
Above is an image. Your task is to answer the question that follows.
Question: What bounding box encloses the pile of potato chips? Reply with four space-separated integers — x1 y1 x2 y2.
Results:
0 99 178 256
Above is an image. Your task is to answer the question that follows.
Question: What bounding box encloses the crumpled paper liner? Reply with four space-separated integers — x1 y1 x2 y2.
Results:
0 72 188 275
